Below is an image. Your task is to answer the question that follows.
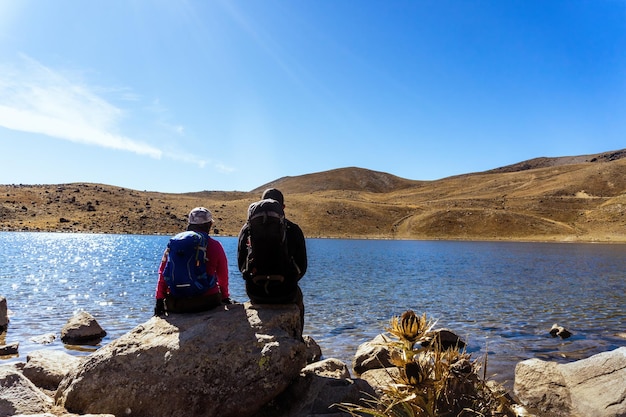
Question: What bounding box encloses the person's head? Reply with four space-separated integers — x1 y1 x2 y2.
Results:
187 207 213 232
262 188 284 206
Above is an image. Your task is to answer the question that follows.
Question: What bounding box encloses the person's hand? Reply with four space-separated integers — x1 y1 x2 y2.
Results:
154 299 166 316
221 297 234 305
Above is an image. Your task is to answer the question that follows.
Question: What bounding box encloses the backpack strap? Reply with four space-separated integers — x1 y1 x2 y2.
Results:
195 232 209 263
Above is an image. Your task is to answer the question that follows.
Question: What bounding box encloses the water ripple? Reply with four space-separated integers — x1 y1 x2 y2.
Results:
1 233 625 391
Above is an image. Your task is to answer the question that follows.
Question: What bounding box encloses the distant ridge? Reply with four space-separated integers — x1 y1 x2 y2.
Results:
2 149 625 242
252 166 421 195
252 149 626 195
482 148 626 175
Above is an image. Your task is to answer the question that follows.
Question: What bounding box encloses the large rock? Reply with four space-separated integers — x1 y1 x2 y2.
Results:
352 330 467 377
420 328 466 350
353 334 394 376
0 365 54 416
514 346 626 417
360 367 400 396
55 302 307 417
251 358 375 417
22 349 83 391
303 335 322 363
60 311 106 344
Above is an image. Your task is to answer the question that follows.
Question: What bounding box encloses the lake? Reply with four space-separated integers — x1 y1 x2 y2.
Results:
1 232 625 390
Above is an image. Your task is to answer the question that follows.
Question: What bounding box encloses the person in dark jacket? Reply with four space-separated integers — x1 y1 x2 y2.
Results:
237 188 307 331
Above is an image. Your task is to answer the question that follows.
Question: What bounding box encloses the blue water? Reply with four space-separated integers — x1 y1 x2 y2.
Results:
1 232 625 389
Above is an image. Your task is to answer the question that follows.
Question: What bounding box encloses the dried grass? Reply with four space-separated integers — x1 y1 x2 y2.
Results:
338 310 519 417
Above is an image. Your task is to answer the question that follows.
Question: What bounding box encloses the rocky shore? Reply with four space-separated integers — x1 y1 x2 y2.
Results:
1 295 625 417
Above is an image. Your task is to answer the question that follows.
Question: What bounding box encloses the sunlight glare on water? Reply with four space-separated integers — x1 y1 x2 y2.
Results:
1 232 625 390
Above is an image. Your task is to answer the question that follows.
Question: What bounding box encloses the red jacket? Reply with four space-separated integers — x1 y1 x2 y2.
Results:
156 235 229 300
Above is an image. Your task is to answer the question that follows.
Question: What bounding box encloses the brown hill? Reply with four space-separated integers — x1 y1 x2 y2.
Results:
1 149 625 242
252 167 421 194
481 148 626 174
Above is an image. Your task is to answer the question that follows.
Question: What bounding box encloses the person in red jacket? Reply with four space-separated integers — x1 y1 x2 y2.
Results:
154 207 231 315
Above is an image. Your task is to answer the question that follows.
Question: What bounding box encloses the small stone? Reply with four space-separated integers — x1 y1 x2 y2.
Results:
0 341 19 356
549 323 572 339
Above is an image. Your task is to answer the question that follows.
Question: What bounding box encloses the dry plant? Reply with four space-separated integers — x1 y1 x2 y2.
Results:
338 310 518 417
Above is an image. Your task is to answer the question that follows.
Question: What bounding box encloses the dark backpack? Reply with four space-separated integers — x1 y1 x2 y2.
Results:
243 199 294 285
163 231 216 297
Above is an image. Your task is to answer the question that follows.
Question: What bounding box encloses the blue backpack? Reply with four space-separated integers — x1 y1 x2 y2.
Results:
163 231 216 297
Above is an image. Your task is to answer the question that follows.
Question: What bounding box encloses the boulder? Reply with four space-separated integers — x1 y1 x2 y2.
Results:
22 349 83 391
514 346 626 417
303 358 351 380
0 365 54 416
55 302 307 417
359 367 400 396
0 296 8 330
420 328 466 350
304 335 322 363
352 329 467 377
353 334 394 375
251 358 375 417
60 311 106 344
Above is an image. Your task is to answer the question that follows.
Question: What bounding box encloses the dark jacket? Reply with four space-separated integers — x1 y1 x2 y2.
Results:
237 217 307 303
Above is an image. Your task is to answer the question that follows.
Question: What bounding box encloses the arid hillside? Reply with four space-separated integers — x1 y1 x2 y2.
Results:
1 149 625 242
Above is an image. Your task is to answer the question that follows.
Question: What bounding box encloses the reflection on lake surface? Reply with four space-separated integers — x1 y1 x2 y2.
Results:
1 232 625 389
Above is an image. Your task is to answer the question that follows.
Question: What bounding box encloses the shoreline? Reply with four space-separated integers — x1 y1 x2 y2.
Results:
2 228 626 245
4 302 623 395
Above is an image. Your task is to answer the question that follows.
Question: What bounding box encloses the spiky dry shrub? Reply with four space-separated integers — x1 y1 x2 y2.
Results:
338 310 518 417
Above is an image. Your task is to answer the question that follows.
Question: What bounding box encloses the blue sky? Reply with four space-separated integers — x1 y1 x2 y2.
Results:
0 1 624 193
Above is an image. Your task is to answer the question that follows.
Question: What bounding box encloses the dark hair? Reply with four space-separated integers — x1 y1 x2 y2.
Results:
262 188 284 205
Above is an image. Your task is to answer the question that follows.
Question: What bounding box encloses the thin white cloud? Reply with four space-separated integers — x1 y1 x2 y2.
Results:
0 55 162 158
215 162 235 173
0 55 237 175
165 149 208 168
